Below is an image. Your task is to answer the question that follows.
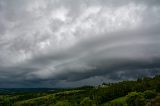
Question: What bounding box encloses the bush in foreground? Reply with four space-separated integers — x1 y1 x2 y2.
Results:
126 92 146 106
144 90 157 99
146 96 160 106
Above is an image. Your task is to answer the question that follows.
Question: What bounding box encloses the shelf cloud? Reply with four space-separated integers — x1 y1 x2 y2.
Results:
0 0 160 87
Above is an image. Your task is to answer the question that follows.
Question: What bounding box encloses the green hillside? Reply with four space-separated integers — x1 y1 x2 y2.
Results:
1 75 160 106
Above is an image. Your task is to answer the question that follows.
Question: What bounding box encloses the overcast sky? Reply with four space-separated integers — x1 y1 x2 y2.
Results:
0 0 160 88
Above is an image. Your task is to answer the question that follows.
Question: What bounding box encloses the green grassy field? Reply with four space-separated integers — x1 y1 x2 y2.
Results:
102 96 127 106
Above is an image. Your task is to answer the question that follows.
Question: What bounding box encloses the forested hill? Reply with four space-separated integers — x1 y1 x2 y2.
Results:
1 75 160 106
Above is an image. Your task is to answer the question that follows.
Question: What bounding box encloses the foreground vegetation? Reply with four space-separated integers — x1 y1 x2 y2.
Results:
0 75 160 106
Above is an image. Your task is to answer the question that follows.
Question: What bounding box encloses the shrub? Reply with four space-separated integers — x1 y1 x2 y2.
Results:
144 90 157 99
80 97 95 106
126 92 146 106
156 83 160 92
146 96 160 106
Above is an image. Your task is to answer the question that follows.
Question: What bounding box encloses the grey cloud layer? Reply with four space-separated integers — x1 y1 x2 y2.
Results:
0 0 160 87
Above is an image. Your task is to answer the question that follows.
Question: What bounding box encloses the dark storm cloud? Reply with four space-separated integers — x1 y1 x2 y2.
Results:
0 0 160 87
